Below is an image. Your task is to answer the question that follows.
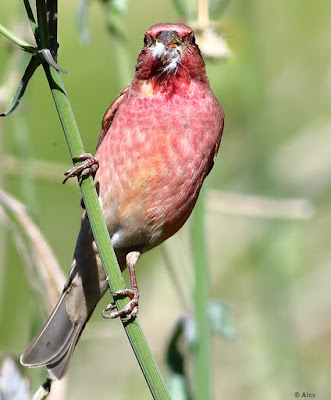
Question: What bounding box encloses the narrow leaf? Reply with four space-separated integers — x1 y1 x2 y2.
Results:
0 23 35 52
0 56 40 117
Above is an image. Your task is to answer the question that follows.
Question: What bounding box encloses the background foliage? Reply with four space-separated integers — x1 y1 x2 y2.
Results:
1 0 330 399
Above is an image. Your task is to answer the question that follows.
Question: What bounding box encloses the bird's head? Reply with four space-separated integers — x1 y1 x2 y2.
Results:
134 23 208 86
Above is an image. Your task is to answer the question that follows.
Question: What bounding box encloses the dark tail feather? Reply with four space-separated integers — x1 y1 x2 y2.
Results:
20 293 85 380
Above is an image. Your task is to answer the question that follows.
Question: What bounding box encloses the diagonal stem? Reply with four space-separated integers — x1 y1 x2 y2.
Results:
46 0 58 57
35 0 50 48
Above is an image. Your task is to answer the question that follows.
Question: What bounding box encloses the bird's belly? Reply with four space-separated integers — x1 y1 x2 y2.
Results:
98 149 203 252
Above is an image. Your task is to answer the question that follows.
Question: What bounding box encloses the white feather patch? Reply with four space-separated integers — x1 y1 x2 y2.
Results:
163 50 181 73
111 231 124 247
151 42 182 73
152 42 166 59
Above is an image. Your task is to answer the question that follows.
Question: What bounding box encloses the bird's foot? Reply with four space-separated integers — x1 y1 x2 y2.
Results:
102 287 139 322
102 251 141 322
63 153 99 183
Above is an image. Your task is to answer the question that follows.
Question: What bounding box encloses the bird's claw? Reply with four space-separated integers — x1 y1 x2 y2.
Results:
102 288 139 322
102 302 117 316
63 153 99 184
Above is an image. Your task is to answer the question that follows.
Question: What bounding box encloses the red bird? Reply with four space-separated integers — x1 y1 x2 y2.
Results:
20 23 224 380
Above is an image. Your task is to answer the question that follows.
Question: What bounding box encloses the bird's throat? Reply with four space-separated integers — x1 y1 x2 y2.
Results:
135 72 192 98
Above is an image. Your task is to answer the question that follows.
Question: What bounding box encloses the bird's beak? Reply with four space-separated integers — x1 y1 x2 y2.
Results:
157 31 182 50
151 31 183 73
152 31 183 65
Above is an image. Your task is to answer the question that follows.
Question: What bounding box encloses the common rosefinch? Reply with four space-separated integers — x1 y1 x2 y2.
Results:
20 23 224 380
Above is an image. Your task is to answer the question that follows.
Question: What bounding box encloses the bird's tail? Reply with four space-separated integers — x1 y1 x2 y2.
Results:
20 291 86 380
20 213 110 380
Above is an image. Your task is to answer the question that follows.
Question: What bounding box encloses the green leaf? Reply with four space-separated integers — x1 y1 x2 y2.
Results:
208 300 237 342
0 56 40 117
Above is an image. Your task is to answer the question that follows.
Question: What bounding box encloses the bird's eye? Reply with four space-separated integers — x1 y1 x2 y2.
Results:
191 35 196 45
144 35 153 47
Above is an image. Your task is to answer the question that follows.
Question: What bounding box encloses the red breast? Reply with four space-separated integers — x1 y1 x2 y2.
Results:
94 76 223 252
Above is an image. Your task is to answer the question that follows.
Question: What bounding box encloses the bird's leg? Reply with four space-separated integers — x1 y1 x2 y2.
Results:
102 251 141 322
63 153 99 183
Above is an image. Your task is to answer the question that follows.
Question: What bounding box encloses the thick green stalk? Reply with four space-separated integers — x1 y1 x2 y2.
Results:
191 187 211 399
42 63 171 400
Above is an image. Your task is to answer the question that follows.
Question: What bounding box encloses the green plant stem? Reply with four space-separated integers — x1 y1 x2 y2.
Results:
35 0 50 48
191 187 211 399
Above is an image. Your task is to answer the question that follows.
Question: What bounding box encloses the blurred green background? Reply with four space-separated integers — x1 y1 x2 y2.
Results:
1 0 330 399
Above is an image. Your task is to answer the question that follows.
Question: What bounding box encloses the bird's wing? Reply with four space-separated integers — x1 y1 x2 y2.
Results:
207 108 225 176
96 83 131 150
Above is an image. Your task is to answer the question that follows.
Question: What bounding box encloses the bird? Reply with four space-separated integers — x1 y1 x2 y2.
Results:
20 22 224 380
